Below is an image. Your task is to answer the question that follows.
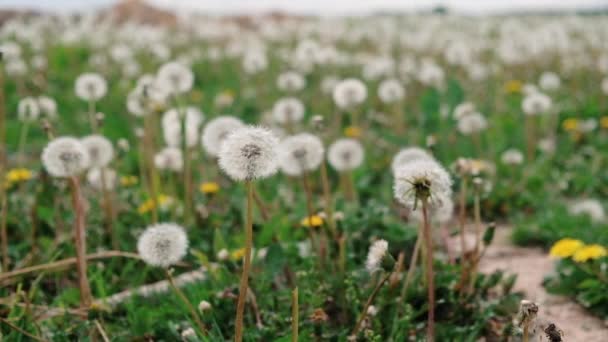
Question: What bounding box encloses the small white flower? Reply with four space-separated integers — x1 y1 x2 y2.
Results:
277 71 306 92
161 107 204 148
242 50 268 74
501 148 524 166
327 138 364 172
453 102 476 120
86 167 117 191
217 248 229 261
333 78 367 110
154 147 183 172
522 92 552 116
181 327 196 339
41 137 90 178
365 239 388 274
218 126 279 181
272 97 305 125
539 71 560 91
457 112 487 135
201 116 245 157
377 78 404 104
391 147 434 176
393 159 453 210
570 199 605 223
37 96 58 119
17 97 40 122
278 133 324 176
198 300 212 312
81 135 114 168
137 223 188 268
75 73 107 101
157 61 194 94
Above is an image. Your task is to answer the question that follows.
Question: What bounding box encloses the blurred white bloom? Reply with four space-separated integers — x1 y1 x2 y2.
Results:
272 97 305 124
538 137 556 154
5 58 27 77
198 300 212 312
181 328 196 339
217 248 229 261
377 78 405 104
162 107 204 148
367 305 379 316
218 126 279 181
417 60 444 88
0 41 21 59
17 97 40 122
41 137 90 178
327 138 364 172
37 96 58 119
81 135 114 168
117 138 130 152
570 199 605 223
457 112 488 135
333 78 367 110
277 71 306 92
242 50 268 74
365 239 388 274
522 84 539 96
137 223 188 268
522 92 552 116
278 133 324 176
154 147 183 172
320 76 339 95
201 116 245 157
86 167 117 191
453 102 476 120
501 148 524 165
539 71 560 91
31 55 47 71
393 159 452 210
410 194 454 224
157 61 193 94
75 73 107 101
391 147 434 175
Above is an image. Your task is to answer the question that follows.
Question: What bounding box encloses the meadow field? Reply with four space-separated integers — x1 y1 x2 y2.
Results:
0 7 607 341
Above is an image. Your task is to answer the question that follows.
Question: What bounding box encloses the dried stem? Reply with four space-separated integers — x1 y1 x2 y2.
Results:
235 180 254 342
351 271 392 336
291 287 299 342
319 162 336 237
68 176 93 309
400 226 422 301
422 197 435 341
166 269 207 334
0 318 49 342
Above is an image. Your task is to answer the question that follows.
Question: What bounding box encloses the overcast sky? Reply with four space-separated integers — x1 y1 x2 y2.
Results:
2 0 607 15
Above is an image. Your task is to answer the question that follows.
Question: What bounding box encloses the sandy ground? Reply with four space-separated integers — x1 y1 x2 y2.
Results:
479 227 608 341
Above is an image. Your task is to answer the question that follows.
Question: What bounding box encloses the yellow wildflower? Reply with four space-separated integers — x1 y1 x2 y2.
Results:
344 126 362 138
504 80 522 94
562 118 579 132
6 168 32 183
301 215 324 228
120 175 138 187
600 116 608 129
549 238 584 258
572 244 607 263
137 194 173 214
231 248 246 261
200 182 220 195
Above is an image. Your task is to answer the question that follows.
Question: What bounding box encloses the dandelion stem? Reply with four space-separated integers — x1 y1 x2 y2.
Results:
1 195 7 271
17 121 29 165
400 226 422 300
351 271 391 336
422 197 435 341
319 162 336 237
291 287 299 342
68 176 93 309
166 269 207 334
88 100 97 133
235 180 254 342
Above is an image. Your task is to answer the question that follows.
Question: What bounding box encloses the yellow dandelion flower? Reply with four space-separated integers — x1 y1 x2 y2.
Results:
120 175 138 187
301 215 324 228
200 182 220 195
600 116 608 129
572 244 607 263
504 80 522 94
6 168 33 183
562 118 579 132
137 194 173 214
549 238 584 258
344 126 362 138
231 248 246 261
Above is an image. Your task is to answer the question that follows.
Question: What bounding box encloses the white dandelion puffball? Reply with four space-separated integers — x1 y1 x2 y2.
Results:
75 73 107 101
365 239 388 274
154 147 183 172
272 97 305 124
327 138 364 172
137 223 189 268
570 199 605 223
539 71 560 91
41 137 90 178
277 71 306 92
501 148 524 166
377 78 405 104
218 126 279 181
333 78 367 110
393 159 453 210
17 97 40 122
278 133 325 176
162 107 204 148
86 167 117 191
242 50 268 74
391 147 435 176
522 92 552 116
201 116 245 157
321 76 339 95
38 96 58 119
453 102 476 120
457 112 488 135
410 194 454 225
81 135 114 168
157 61 194 94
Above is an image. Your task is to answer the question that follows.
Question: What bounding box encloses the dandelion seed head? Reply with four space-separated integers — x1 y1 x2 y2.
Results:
86 167 117 191
157 61 193 94
278 133 324 176
570 199 605 223
378 78 404 104
457 112 488 135
333 78 367 110
218 126 279 181
154 147 183 172
17 97 40 122
81 135 114 168
41 137 90 178
501 148 524 165
137 223 188 268
391 147 435 176
327 138 364 172
277 71 306 92
393 159 453 210
201 116 245 157
522 92 552 115
37 95 58 119
75 72 107 101
272 97 305 124
365 239 388 274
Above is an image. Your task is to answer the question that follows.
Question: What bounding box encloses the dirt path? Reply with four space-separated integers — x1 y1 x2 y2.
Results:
479 227 608 341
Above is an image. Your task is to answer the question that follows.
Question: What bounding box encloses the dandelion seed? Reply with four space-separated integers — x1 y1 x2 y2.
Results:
278 133 324 176
218 126 279 181
75 73 107 101
81 135 114 168
201 116 245 157
41 137 90 178
137 223 189 268
327 138 364 172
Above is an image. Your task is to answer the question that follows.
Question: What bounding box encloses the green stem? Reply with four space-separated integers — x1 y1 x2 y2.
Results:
235 181 254 342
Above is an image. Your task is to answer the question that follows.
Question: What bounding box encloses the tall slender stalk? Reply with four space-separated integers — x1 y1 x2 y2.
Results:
525 115 535 161
0 56 6 272
351 271 392 336
88 100 97 133
235 181 254 342
400 226 422 300
319 162 336 237
68 176 93 309
422 197 435 341
100 169 117 249
17 121 29 165
291 287 299 342
1 195 8 271
166 269 206 334
458 176 468 261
